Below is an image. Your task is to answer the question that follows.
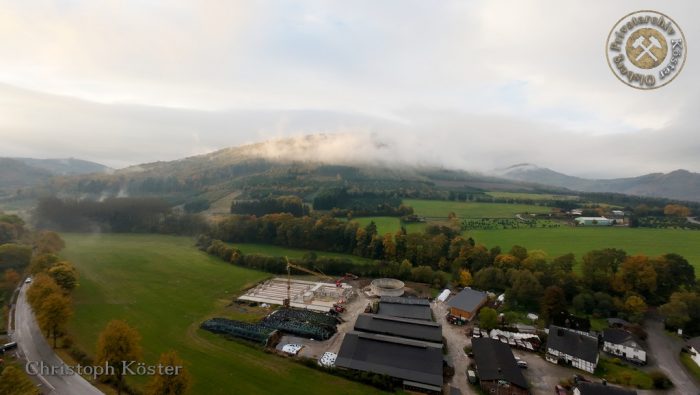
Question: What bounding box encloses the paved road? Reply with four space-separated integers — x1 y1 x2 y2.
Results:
435 300 477 394
644 317 700 395
14 283 103 395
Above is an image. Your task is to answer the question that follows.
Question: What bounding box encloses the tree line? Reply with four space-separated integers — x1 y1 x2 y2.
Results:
34 197 208 235
231 195 309 217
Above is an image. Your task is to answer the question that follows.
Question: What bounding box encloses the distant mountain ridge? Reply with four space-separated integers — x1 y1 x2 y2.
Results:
499 163 700 202
0 157 110 192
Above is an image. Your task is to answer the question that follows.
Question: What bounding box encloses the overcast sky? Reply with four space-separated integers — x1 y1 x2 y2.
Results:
0 0 698 178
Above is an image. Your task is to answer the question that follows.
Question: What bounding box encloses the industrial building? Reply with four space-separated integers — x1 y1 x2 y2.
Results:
472 337 529 395
377 296 433 321
354 313 443 343
238 278 353 312
574 216 613 226
446 288 487 320
336 331 444 393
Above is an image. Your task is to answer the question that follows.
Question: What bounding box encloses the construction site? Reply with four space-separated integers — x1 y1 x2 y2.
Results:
238 277 354 312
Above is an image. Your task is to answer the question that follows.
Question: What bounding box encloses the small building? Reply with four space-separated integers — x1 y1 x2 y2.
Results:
437 289 451 302
336 331 443 393
353 313 443 344
446 288 488 321
606 318 630 328
575 217 613 226
552 312 591 335
688 337 700 368
602 328 646 364
472 337 529 395
611 210 625 217
378 296 433 321
574 382 637 395
546 325 599 373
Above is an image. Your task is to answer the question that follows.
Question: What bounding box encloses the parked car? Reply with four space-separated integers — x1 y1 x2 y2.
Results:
24 277 32 284
467 369 477 384
516 360 528 369
1 342 17 353
554 384 567 395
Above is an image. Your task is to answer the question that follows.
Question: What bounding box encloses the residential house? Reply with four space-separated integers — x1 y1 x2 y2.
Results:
472 337 529 395
688 336 700 368
602 328 646 364
546 325 599 373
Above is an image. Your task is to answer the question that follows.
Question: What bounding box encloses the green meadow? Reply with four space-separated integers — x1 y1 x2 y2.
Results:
404 199 552 218
60 233 385 395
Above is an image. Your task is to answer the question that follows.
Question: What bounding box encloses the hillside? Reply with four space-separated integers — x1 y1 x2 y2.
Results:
26 136 558 207
14 157 111 176
500 164 700 203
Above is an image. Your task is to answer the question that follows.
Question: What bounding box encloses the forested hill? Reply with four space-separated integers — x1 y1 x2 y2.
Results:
12 136 559 209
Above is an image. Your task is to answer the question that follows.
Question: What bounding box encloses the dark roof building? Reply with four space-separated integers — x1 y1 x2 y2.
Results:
574 382 637 395
472 337 529 395
336 331 443 392
378 296 433 321
551 312 591 334
546 325 599 373
354 313 443 343
602 329 639 347
446 288 488 320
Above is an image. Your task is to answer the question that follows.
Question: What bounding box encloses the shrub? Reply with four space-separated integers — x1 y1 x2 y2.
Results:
649 370 673 389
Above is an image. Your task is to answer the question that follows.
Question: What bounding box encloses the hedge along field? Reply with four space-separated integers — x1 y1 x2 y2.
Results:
485 191 579 201
467 227 700 275
403 199 552 218
60 233 386 395
233 242 373 264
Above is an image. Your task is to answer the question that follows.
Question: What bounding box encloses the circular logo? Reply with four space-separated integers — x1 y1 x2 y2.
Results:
606 10 686 89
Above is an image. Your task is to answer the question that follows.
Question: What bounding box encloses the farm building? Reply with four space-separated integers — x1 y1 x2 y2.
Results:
237 278 353 312
472 337 529 395
446 288 487 320
546 325 599 373
574 382 637 395
688 337 700 368
354 313 443 343
378 296 433 321
602 328 646 364
574 217 613 226
335 331 444 393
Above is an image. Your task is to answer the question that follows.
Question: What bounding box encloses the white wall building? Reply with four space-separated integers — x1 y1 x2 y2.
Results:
602 328 646 364
689 337 700 368
546 325 599 373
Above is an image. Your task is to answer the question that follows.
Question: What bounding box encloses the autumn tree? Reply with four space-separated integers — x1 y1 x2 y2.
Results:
2 268 20 287
479 307 498 331
48 261 79 291
540 286 567 323
612 255 657 297
581 248 626 292
472 267 506 292
96 320 143 395
37 292 73 348
34 231 65 254
0 365 38 395
458 270 472 287
506 270 543 309
663 204 690 218
28 253 60 275
623 295 647 324
146 351 191 395
27 274 62 309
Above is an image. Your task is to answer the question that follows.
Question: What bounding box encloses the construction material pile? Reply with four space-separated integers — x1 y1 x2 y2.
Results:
200 318 275 344
261 309 338 340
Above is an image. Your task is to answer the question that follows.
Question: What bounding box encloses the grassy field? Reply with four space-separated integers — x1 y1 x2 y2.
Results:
233 243 372 263
485 192 578 201
352 217 402 235
468 227 700 274
595 357 654 389
681 353 700 382
404 199 551 218
60 233 385 395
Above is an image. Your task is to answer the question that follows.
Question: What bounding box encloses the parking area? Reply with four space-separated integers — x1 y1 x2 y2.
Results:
434 299 476 394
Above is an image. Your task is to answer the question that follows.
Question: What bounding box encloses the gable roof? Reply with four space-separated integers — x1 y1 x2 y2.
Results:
354 313 443 343
471 337 528 389
335 331 443 387
547 325 598 364
378 297 433 321
446 288 487 313
602 328 642 349
688 336 700 351
576 382 637 395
